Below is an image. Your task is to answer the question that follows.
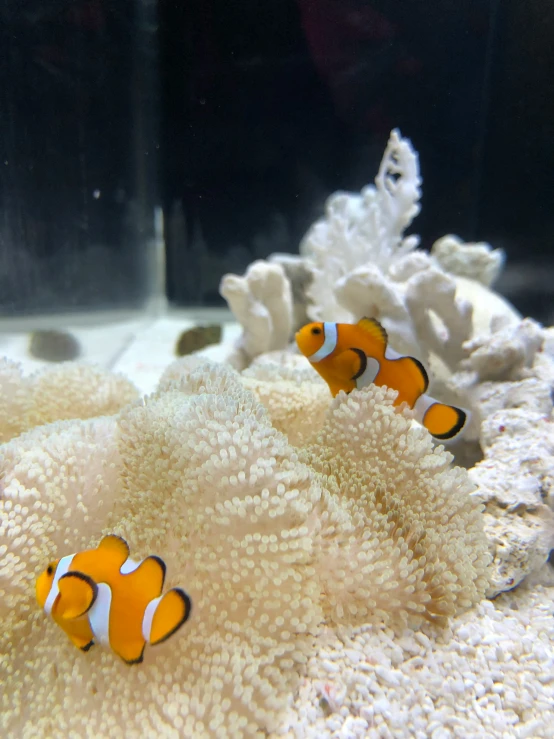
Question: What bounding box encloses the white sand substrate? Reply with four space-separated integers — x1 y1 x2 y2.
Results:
282 584 554 739
0 308 239 393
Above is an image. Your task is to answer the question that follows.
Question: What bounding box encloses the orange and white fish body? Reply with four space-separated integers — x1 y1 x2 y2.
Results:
36 534 191 664
296 317 468 441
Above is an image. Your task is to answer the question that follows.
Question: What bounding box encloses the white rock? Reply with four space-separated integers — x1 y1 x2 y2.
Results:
431 234 505 287
219 260 294 369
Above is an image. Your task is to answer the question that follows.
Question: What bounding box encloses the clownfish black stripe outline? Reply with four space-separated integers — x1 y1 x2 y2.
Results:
36 535 193 664
122 645 146 666
109 533 130 553
58 571 98 616
350 348 368 381
384 348 430 395
407 356 430 394
426 406 468 440
150 555 166 590
149 589 193 647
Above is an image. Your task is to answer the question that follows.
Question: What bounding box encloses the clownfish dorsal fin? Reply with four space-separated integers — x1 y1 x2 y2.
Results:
97 534 130 566
131 555 166 597
56 571 98 620
357 317 388 349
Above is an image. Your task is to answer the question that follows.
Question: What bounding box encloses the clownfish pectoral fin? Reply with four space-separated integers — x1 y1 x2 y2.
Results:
96 534 130 567
62 616 95 652
331 349 367 382
321 348 368 396
414 395 468 440
130 555 166 598
145 588 192 646
357 317 388 350
56 572 98 620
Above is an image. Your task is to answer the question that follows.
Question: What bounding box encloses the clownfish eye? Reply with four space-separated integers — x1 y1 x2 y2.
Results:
311 327 322 335
47 564 54 576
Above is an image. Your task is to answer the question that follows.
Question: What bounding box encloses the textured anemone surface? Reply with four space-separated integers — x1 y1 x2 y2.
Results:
0 361 489 737
301 385 490 627
242 361 330 447
0 358 139 443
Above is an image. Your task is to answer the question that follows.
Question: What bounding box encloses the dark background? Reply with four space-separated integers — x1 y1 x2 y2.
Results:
0 0 553 319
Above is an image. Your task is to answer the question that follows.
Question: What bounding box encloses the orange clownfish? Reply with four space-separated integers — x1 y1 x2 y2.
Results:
296 317 468 441
36 534 192 664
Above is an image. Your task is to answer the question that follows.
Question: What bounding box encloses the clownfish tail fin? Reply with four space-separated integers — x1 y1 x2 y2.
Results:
142 588 192 647
414 394 469 440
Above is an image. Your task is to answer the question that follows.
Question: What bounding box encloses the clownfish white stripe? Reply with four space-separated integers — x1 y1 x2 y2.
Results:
120 557 141 575
295 317 469 441
142 595 163 643
88 583 112 646
384 345 402 360
308 322 338 362
35 534 192 663
43 554 75 616
355 356 380 389
413 393 437 423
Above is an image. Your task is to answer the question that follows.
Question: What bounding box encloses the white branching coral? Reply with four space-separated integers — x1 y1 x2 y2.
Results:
301 129 422 323
461 318 544 382
268 252 313 332
218 129 518 385
405 268 474 371
219 260 294 370
298 131 516 365
431 235 505 288
0 361 489 737
0 358 138 443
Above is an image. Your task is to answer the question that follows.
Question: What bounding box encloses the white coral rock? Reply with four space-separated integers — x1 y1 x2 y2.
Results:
463 318 543 381
268 252 313 331
405 268 473 371
301 129 422 322
219 259 293 369
483 507 554 597
431 234 505 287
218 128 521 388
453 276 521 336
469 369 554 596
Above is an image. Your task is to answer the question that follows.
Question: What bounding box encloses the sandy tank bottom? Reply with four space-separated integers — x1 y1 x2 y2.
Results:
283 584 553 739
